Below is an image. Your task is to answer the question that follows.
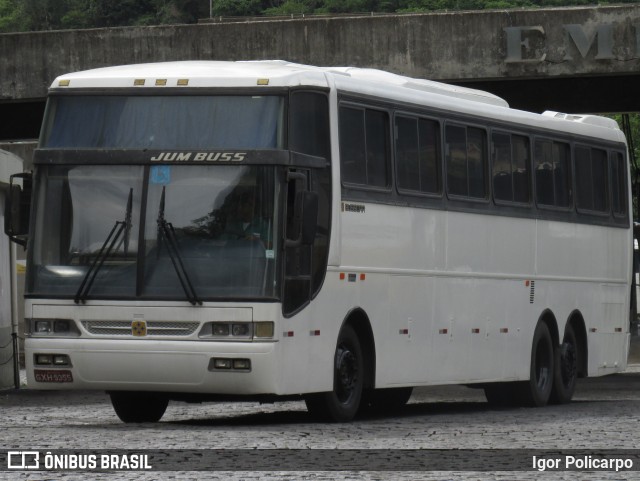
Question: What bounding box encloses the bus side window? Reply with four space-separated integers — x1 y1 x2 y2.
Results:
611 151 627 217
493 132 531 204
339 106 367 185
512 135 531 204
339 104 390 189
535 139 571 208
492 132 512 202
446 124 487 199
446 125 468 197
553 141 572 208
576 146 609 213
395 115 441 195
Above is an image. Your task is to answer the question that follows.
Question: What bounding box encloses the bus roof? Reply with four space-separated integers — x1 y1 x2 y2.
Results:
51 60 626 145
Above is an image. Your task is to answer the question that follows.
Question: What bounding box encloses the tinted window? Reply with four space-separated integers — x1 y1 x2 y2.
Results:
289 91 330 159
339 107 366 185
512 135 531 203
366 109 390 188
575 146 609 213
492 132 530 204
446 124 487 199
339 105 390 188
535 140 571 208
43 95 284 149
395 115 441 194
611 152 627 216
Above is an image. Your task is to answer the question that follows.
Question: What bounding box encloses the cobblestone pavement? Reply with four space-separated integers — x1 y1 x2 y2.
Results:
3 366 640 481
2 337 640 480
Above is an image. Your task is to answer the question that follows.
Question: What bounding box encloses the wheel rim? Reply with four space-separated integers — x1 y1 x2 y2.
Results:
559 341 577 388
335 344 359 404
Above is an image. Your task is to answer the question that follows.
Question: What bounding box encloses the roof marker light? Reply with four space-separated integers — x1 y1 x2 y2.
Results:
58 79 70 87
177 79 189 86
134 79 145 86
155 79 167 86
257 79 269 86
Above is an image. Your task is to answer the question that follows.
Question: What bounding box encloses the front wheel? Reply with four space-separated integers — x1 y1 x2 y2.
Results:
109 391 169 423
305 325 364 422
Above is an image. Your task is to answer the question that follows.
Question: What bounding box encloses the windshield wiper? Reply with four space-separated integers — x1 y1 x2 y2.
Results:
74 188 133 304
156 186 202 306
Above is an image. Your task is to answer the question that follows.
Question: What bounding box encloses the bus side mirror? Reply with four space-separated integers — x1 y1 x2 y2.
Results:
4 172 32 248
286 190 318 247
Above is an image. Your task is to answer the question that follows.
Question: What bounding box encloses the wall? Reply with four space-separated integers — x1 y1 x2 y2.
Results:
0 5 638 103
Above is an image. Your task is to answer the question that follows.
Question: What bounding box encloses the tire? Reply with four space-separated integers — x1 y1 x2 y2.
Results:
361 387 413 414
517 322 554 407
305 325 364 422
550 324 578 404
109 391 169 423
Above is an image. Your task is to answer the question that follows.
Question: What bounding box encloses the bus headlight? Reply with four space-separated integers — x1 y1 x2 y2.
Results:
35 320 52 333
232 323 250 337
29 319 80 337
198 321 274 340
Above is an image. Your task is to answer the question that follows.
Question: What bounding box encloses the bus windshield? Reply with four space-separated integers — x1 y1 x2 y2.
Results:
41 95 284 150
29 164 280 301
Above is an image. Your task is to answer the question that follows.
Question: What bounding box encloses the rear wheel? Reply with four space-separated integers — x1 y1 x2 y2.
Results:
550 324 578 404
517 322 554 407
305 325 364 422
109 391 169 423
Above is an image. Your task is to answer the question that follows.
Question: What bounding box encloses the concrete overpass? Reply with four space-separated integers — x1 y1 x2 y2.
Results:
0 4 639 141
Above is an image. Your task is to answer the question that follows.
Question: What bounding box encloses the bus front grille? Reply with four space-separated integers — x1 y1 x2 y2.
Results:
81 320 200 337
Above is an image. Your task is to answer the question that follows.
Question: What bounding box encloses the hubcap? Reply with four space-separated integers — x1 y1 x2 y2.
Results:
535 341 552 391
335 345 358 403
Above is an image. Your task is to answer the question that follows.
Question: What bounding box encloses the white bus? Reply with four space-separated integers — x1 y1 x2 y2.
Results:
6 61 632 422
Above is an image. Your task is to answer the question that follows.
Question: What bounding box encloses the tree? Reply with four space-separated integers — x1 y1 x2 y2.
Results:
211 0 263 17
0 0 20 32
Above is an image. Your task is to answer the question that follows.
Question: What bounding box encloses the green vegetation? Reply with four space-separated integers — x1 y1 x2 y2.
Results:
0 0 639 32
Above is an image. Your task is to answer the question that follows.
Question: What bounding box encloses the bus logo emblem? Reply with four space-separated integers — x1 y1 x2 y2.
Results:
132 320 147 337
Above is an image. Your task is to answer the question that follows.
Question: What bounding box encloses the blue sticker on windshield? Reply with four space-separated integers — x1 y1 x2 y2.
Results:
150 166 171 185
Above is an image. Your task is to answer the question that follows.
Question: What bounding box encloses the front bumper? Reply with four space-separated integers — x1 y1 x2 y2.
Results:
25 338 279 395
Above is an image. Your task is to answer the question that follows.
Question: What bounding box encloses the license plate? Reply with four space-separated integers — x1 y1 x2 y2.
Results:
34 369 73 383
